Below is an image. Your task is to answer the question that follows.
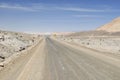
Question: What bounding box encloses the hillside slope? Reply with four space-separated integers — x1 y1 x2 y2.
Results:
97 17 120 32
0 30 38 62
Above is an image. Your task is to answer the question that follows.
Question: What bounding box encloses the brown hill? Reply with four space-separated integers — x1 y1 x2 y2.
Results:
97 17 120 32
66 30 120 37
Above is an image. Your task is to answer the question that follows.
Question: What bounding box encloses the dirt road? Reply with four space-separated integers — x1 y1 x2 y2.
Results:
0 37 120 80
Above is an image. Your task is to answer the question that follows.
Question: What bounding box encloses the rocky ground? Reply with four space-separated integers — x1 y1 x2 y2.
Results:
58 36 120 54
0 30 39 62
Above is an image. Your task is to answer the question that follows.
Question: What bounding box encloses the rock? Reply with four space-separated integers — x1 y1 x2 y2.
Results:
0 56 5 59
0 63 4 67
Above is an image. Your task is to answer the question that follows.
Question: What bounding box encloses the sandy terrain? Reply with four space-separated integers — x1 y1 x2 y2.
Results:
62 16 120 55
0 30 39 63
59 37 120 55
0 16 120 79
0 37 120 80
97 17 120 32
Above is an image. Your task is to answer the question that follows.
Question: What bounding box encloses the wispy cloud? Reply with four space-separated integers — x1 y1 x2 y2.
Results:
56 7 120 12
73 15 103 18
56 7 106 12
0 3 119 12
0 3 36 11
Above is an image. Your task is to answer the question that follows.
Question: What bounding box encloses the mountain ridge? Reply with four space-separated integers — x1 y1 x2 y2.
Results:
97 17 120 32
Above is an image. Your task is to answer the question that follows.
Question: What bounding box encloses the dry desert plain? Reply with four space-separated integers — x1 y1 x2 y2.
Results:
0 17 120 80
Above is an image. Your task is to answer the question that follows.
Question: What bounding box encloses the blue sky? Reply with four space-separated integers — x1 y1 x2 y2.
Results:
0 0 119 32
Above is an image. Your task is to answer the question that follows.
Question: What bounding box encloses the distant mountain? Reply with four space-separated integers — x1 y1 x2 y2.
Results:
97 17 120 32
67 30 120 37
66 17 120 37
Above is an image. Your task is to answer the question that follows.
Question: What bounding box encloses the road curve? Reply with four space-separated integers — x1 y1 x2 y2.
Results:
0 37 120 80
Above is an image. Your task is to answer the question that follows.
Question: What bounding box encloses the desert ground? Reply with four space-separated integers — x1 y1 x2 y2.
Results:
0 17 120 80
0 37 120 80
0 30 40 66
59 36 120 54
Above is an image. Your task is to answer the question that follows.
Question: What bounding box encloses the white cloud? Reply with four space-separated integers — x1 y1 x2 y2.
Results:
0 3 119 12
73 15 103 18
56 7 105 12
56 7 120 12
0 3 36 11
